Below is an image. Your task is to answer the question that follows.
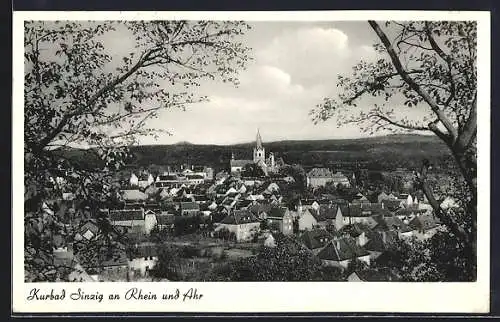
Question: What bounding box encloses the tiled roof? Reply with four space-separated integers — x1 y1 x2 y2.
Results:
158 174 180 181
409 214 440 231
363 230 398 252
121 189 148 201
307 167 334 178
186 174 205 180
373 216 412 233
230 159 254 167
341 203 385 217
79 220 99 235
381 199 402 211
267 207 289 219
338 223 371 238
156 214 175 225
130 243 158 258
317 237 369 261
180 202 200 211
300 229 332 250
248 203 272 216
110 209 144 221
220 210 259 225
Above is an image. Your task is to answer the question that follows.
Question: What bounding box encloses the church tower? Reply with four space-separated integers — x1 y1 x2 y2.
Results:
253 129 265 163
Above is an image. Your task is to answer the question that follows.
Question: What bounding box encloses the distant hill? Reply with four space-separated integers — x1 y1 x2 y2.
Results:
53 134 453 172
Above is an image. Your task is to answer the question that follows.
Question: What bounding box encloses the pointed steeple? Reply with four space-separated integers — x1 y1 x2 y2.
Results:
256 128 263 149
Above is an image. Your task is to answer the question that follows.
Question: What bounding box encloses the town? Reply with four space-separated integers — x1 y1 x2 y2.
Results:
39 129 455 283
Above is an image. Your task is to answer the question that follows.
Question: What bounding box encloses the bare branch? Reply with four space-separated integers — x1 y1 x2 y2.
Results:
424 22 456 107
369 21 458 141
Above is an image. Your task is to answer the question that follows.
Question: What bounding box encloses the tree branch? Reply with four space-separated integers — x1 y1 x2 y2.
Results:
424 22 456 107
369 21 458 141
36 49 154 149
368 112 430 131
455 93 477 150
415 162 470 245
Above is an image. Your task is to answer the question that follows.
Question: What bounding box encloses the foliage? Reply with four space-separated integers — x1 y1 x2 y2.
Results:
174 215 201 236
150 245 183 281
213 234 322 281
241 163 266 177
24 20 251 281
311 20 477 261
373 231 475 282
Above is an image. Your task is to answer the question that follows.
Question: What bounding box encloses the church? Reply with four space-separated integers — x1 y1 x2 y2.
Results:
229 129 281 176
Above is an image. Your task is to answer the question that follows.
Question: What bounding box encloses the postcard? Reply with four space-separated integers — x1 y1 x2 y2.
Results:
13 10 490 313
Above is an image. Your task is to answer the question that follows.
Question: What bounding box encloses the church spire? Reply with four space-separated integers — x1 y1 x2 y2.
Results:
256 128 263 149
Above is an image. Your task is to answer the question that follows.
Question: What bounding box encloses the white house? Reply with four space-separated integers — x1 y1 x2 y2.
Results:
129 173 139 187
128 243 158 277
144 210 158 234
215 210 261 242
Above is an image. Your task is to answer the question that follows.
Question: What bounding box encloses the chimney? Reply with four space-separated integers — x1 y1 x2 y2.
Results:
336 239 340 250
381 231 386 244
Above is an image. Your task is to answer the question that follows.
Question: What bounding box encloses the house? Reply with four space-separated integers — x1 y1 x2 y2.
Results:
143 209 158 234
179 202 200 216
216 210 261 242
266 182 280 194
398 193 414 207
75 220 99 241
306 168 335 188
372 215 413 238
263 233 277 248
363 230 398 260
317 237 371 269
299 229 333 254
267 207 294 235
156 213 176 231
409 214 442 240
330 171 351 188
128 243 158 277
296 199 319 212
129 173 139 187
298 208 318 231
138 173 155 189
155 173 188 188
351 193 370 204
340 204 382 226
186 174 205 185
248 203 272 220
394 208 427 223
311 204 343 230
230 159 254 175
347 268 399 282
83 246 129 282
121 189 148 203
109 209 146 232
381 199 403 211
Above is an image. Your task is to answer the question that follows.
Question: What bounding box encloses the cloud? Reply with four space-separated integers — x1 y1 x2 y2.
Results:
256 27 352 86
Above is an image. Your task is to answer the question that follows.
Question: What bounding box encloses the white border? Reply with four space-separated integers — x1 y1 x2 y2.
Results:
12 10 491 314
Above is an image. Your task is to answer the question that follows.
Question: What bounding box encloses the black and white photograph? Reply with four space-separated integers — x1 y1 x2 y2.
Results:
13 10 490 313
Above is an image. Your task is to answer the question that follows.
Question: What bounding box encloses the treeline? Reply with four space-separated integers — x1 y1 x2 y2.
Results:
53 134 453 172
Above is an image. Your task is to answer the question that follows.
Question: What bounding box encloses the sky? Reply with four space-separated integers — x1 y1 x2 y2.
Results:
58 21 433 146
138 21 394 145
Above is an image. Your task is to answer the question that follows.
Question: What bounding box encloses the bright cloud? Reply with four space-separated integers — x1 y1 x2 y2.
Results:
137 22 395 145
